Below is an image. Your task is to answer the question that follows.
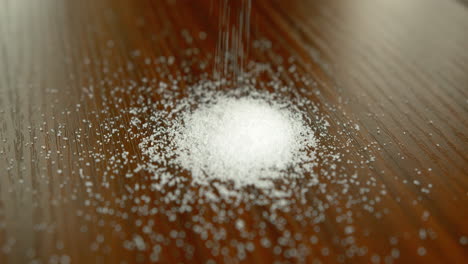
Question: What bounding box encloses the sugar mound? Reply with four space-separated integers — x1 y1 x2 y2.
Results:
175 97 312 186
132 81 320 205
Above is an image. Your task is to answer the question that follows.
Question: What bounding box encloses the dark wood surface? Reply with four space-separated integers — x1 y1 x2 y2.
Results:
1 0 468 263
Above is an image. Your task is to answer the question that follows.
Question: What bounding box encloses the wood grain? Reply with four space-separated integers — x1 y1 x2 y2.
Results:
1 0 467 263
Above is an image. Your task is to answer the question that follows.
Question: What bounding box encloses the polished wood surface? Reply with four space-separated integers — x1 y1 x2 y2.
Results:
1 0 468 263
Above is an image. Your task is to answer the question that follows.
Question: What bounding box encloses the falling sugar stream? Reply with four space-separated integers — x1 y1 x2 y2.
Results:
213 0 252 81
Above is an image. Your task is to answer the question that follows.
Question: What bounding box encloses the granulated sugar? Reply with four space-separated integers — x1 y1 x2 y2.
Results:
174 96 316 187
133 79 320 205
73 53 402 262
22 49 411 262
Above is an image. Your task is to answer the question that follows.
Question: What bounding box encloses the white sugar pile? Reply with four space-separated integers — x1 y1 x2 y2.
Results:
175 96 315 187
131 82 320 202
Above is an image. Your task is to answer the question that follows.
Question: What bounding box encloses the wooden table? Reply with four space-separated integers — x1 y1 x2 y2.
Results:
1 0 467 263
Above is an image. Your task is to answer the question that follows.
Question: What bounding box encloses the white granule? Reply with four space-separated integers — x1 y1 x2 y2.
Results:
174 96 315 187
73 54 398 261
130 78 321 205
